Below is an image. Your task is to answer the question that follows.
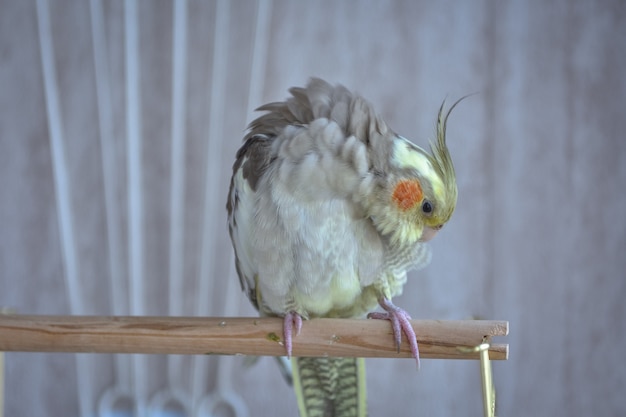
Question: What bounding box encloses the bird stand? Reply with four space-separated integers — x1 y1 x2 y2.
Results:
0 315 508 416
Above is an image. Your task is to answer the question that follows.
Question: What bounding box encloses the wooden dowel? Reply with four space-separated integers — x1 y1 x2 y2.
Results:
0 315 508 360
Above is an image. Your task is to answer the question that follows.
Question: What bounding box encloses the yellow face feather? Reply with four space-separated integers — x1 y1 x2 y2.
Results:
392 140 446 205
384 98 464 244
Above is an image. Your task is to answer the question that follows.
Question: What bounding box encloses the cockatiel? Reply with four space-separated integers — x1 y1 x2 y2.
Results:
227 78 460 417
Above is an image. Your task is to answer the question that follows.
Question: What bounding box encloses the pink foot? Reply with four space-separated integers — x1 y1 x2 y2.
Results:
368 298 420 367
283 311 303 357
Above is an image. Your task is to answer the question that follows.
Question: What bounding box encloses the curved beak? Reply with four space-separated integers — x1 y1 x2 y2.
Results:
420 224 443 242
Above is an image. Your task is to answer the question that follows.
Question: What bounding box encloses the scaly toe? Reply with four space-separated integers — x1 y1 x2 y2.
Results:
369 299 421 367
283 311 302 358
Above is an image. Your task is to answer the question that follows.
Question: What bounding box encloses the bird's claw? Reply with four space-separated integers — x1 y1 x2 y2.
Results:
368 298 420 368
283 311 302 358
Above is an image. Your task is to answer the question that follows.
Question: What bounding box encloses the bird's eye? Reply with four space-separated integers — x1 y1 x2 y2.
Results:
422 200 433 214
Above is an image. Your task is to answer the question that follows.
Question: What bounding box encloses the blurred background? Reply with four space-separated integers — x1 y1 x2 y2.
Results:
1 0 625 416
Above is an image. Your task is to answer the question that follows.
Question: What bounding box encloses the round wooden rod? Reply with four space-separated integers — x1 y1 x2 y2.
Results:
0 315 508 360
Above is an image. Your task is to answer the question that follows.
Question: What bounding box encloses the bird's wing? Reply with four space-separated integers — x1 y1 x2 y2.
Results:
227 135 275 309
227 79 392 316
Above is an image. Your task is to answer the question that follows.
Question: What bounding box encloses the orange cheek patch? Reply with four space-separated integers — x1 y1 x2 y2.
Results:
392 179 423 211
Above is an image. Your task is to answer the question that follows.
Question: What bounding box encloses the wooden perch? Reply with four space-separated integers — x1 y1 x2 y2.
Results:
0 315 508 360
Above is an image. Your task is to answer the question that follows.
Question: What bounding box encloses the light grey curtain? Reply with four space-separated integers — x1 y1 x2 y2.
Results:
1 1 625 416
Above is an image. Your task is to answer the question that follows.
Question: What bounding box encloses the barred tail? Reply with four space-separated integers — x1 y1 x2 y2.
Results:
292 357 367 417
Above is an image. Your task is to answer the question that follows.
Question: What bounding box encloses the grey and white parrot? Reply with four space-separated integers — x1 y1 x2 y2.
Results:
227 78 460 417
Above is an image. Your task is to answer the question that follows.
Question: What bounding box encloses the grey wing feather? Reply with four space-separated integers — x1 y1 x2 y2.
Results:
228 78 401 314
227 135 276 308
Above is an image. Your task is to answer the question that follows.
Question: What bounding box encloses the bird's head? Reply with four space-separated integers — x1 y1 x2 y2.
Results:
370 98 462 246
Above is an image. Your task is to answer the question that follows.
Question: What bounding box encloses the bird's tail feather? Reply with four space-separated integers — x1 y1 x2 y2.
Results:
292 357 367 417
